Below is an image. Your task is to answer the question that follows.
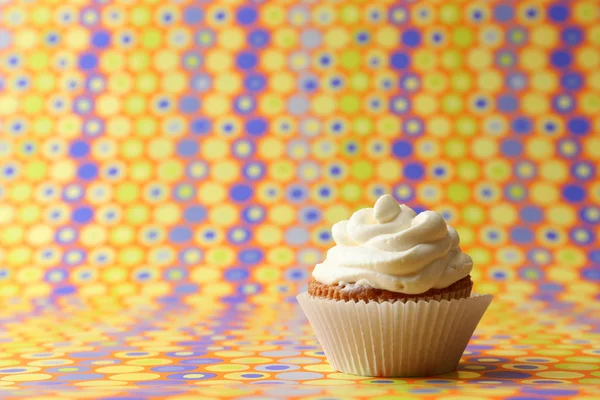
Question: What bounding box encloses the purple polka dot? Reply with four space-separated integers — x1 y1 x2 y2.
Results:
152 365 196 372
241 373 264 378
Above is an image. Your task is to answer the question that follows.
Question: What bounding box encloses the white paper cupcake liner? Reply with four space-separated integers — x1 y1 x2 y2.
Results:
297 292 493 377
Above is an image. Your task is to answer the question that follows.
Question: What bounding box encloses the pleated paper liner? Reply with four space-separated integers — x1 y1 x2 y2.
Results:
297 291 493 377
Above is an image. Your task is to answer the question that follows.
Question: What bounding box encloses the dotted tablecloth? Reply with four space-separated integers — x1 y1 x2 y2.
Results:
0 0 599 398
0 295 599 399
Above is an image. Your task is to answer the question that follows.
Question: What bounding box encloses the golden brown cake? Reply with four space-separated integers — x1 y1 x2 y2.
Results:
308 275 473 303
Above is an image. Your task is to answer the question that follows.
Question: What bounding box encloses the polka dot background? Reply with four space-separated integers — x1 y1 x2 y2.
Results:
0 0 599 397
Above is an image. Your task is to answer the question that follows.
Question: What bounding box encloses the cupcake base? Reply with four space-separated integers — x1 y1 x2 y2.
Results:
297 291 493 377
308 275 473 303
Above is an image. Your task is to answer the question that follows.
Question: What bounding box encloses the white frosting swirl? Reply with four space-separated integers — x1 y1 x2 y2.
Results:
312 195 473 294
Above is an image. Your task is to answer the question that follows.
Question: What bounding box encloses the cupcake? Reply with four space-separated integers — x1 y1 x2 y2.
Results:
297 195 492 377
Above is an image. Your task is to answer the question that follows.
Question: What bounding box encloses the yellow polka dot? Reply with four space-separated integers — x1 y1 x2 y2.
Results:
590 71 600 90
117 247 144 266
577 47 600 69
423 72 447 93
79 225 107 247
269 160 295 181
531 25 558 47
7 247 32 267
545 205 574 226
376 27 398 47
255 226 282 246
214 351 254 358
328 372 370 380
190 267 220 283
426 117 450 137
531 71 558 93
566 356 600 363
266 247 294 266
205 50 231 72
580 93 600 114
161 73 185 94
260 49 284 71
526 138 553 160
25 225 53 246
471 138 497 159
536 371 584 379
115 183 140 204
269 72 294 94
540 160 568 182
536 349 575 356
1 226 24 246
520 48 547 70
273 27 298 48
75 380 127 387
324 27 350 49
202 94 229 116
557 363 598 371
0 96 18 116
522 92 549 115
201 138 228 160
574 2 598 24
1 374 51 382
413 94 437 115
530 183 559 205
15 266 43 283
148 139 174 159
157 160 184 182
324 205 351 225
108 73 132 95
213 73 241 95
484 159 511 182
96 94 121 116
50 160 76 182
197 182 226 205
477 71 502 92
570 282 600 295
153 50 179 72
217 28 244 51
489 204 517 226
125 206 150 226
0 361 20 368
584 138 600 159
259 94 284 115
311 95 336 116
206 364 249 372
153 204 181 225
8 183 33 203
211 160 239 183
209 205 237 226
556 248 587 268
376 160 401 182
258 138 284 159
268 205 296 226
467 49 492 70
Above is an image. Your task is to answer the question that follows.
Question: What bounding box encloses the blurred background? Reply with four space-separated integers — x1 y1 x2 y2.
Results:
0 0 598 306
0 0 599 395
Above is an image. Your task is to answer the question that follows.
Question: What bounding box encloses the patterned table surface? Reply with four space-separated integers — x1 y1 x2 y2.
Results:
0 292 598 399
1 0 600 398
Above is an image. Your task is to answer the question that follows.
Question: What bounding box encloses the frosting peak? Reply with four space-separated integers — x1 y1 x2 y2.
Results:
312 195 473 294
